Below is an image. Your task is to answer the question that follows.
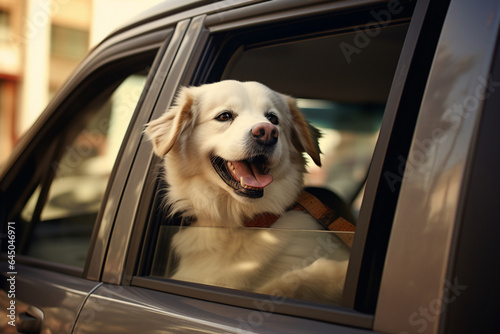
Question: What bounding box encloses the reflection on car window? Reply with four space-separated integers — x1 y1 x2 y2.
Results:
151 225 352 304
41 75 145 221
20 73 148 267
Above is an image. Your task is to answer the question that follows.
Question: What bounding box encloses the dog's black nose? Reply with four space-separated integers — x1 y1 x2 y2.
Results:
251 122 279 146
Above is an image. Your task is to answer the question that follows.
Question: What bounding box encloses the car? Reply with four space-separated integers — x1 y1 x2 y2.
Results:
1 0 499 333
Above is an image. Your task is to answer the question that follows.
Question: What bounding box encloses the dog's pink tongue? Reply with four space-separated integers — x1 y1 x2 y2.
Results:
231 160 273 188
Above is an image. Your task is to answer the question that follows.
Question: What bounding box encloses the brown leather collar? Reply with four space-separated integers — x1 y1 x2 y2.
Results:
243 212 281 228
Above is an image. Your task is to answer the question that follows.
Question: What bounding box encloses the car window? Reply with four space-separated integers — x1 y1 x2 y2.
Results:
14 64 151 268
139 4 413 310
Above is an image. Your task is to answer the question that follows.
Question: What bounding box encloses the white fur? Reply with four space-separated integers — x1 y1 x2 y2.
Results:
146 81 350 304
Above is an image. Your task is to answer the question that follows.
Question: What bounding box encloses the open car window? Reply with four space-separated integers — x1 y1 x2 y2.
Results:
138 3 412 311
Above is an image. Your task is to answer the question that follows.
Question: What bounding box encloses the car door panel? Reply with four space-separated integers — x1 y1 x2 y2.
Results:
374 0 500 332
74 284 375 334
0 264 100 334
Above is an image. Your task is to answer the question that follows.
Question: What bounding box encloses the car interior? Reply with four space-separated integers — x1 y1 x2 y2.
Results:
222 23 409 218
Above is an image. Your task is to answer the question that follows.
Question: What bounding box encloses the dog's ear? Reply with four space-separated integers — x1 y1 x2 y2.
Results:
145 87 194 156
284 95 322 167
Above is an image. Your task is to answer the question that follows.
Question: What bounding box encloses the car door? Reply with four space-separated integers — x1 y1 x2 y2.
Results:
375 0 500 333
72 0 453 333
0 25 173 333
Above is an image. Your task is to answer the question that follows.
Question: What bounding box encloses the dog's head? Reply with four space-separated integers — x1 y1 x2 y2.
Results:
146 80 321 204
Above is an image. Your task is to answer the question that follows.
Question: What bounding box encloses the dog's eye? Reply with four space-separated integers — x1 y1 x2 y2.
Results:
215 111 234 122
265 113 279 125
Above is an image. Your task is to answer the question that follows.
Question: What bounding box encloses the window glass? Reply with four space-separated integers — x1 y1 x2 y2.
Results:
147 21 408 305
19 71 148 267
151 226 352 304
41 74 145 222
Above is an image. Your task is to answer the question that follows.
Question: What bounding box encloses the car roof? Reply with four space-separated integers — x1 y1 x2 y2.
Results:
106 0 262 39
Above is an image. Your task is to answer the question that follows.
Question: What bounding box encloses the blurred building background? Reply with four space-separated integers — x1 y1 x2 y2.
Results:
0 0 163 164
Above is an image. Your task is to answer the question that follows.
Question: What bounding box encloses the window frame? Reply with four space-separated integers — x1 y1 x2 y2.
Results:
198 8 426 314
123 1 432 328
124 0 450 328
96 19 196 284
19 71 149 268
347 0 451 313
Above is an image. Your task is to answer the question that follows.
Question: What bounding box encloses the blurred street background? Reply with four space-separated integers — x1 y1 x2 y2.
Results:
0 0 164 165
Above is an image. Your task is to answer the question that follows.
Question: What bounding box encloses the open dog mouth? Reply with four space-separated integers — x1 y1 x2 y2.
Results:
211 155 273 198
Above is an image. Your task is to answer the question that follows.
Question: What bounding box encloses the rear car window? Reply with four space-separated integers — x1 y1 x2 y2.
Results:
144 16 410 306
2 53 156 269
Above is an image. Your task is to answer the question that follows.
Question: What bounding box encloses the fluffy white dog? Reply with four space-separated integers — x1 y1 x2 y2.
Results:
146 80 352 304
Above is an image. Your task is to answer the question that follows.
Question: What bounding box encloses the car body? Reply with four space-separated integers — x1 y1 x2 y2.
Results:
1 0 499 333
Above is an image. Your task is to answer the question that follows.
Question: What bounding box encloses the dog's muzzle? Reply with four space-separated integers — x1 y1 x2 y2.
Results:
211 155 273 199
